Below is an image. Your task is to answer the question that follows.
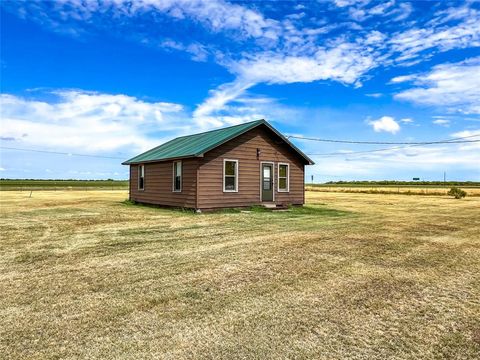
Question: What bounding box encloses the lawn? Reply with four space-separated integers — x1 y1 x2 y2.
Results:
1 190 479 359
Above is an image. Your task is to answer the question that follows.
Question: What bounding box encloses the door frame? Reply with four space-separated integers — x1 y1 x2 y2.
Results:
259 161 275 202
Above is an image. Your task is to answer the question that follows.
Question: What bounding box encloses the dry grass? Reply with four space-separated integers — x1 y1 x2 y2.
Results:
306 185 480 196
1 190 479 359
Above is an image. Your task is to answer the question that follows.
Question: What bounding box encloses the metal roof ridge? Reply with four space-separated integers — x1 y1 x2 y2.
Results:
181 119 265 138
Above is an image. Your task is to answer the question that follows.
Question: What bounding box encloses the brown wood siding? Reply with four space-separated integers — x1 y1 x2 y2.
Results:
129 159 197 208
197 125 305 209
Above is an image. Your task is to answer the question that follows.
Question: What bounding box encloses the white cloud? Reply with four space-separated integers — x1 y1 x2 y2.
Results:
394 57 480 114
9 0 283 43
159 39 209 62
0 90 186 154
234 42 376 86
367 116 401 134
193 87 304 130
390 74 417 83
401 118 414 123
195 40 379 125
451 129 480 138
432 119 450 126
193 80 253 119
348 0 395 22
391 2 413 22
4 0 480 131
389 12 480 61
366 93 383 98
334 0 370 8
309 137 480 180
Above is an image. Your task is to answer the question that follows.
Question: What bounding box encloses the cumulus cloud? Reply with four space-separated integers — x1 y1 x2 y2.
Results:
367 116 401 134
394 57 480 114
0 90 186 154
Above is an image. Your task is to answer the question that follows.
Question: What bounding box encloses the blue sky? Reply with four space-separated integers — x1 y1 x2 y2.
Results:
1 0 479 182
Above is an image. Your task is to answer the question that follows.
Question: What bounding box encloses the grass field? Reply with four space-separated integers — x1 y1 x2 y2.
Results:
0 179 129 191
1 190 479 359
306 184 480 196
2 179 479 197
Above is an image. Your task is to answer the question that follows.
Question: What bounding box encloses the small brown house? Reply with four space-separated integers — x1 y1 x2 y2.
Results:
122 119 313 211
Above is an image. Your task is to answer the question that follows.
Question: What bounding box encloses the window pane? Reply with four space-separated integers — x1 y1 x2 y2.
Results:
263 167 271 178
263 180 271 190
175 176 181 190
225 161 236 176
225 176 235 190
175 161 182 176
138 165 144 189
279 178 287 190
279 165 287 177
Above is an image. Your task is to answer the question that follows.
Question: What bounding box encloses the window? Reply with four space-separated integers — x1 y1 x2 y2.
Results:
138 165 145 190
223 159 238 192
173 161 182 192
278 163 289 192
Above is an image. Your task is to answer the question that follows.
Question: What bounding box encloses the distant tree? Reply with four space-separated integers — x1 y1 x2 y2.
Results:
447 187 467 199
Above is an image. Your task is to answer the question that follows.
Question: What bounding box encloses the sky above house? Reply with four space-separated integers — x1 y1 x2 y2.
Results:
1 0 479 182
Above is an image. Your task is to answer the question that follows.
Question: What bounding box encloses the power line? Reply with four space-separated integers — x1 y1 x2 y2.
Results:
287 133 480 145
2 133 479 160
307 135 480 157
0 146 125 160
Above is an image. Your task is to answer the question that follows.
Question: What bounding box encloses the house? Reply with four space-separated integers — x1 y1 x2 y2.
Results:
122 119 314 211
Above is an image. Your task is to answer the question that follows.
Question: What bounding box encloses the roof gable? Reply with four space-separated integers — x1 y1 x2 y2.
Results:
122 119 314 165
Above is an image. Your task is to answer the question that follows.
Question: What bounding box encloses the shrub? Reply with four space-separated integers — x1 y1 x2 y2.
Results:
447 187 467 199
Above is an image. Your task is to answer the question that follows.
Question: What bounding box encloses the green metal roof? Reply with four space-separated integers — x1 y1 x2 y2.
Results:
122 119 314 165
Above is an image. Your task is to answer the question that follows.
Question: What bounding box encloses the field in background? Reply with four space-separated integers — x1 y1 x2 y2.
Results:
307 184 480 196
1 190 479 359
0 179 129 191
0 179 480 196
2 179 480 197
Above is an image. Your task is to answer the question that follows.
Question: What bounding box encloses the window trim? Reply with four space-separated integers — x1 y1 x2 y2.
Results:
277 162 290 193
172 160 182 192
223 159 239 193
138 164 145 191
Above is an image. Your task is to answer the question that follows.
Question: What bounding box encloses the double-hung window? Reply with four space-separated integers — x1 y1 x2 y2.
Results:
138 165 145 190
173 161 182 192
278 163 289 192
223 159 238 192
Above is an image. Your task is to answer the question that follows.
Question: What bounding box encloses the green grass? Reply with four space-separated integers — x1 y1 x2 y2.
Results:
0 190 479 359
0 179 129 191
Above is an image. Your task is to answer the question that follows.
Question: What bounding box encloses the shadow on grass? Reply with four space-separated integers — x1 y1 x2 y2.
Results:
122 200 351 218
121 200 196 215
248 205 351 218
